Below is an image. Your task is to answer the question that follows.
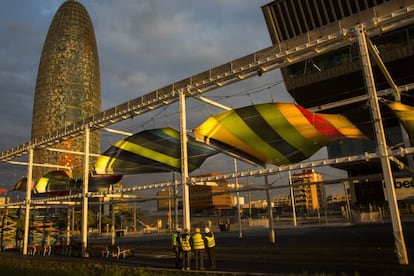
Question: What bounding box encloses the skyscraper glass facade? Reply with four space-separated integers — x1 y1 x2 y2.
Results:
31 0 101 179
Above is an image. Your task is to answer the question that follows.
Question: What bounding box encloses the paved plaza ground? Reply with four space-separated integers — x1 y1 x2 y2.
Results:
2 220 414 275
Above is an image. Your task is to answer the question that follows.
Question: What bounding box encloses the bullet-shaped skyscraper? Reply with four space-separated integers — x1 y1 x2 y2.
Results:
32 0 101 179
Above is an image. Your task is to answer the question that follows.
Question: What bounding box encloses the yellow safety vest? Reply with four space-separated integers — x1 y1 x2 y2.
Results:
172 233 178 247
192 233 205 250
205 234 215 248
180 234 191 251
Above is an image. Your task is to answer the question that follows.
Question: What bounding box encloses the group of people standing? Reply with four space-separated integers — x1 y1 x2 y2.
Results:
171 226 216 271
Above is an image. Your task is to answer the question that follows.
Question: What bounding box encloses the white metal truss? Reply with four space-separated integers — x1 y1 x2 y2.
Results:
1 145 413 208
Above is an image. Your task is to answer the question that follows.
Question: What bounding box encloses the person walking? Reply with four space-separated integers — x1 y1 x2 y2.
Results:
180 228 192 270
171 228 182 268
204 227 216 270
191 227 205 270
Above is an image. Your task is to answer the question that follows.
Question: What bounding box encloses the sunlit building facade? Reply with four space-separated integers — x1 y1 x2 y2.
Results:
189 184 233 213
291 169 326 212
157 189 176 210
31 0 101 179
157 177 233 213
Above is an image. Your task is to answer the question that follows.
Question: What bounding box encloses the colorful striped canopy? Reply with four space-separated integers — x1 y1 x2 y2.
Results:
89 174 123 191
34 170 123 195
12 177 32 192
384 101 414 139
94 127 218 175
12 172 122 195
193 102 367 166
35 170 81 195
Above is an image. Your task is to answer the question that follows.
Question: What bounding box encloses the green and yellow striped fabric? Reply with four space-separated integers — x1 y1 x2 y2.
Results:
384 101 414 139
193 102 367 166
94 127 218 175
34 170 122 195
35 170 72 193
12 177 30 192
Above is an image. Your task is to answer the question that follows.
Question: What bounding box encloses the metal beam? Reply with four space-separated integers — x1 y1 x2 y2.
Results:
102 127 133 136
193 96 232 111
366 38 400 101
3 146 412 207
7 160 72 170
309 83 414 112
46 147 100 157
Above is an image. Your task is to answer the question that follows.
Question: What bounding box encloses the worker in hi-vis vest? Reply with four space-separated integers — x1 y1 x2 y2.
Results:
204 227 216 270
179 228 192 270
191 227 205 270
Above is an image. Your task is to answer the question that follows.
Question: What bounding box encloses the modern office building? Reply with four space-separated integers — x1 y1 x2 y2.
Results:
31 0 101 180
261 0 414 207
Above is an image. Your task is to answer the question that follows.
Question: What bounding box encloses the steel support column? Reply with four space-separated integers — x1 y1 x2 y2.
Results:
66 208 71 246
234 159 243 239
289 171 297 227
264 172 275 243
22 145 33 255
81 126 90 257
356 24 408 265
179 89 191 230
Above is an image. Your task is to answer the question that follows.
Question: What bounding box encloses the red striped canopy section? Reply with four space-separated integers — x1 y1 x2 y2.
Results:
193 102 367 166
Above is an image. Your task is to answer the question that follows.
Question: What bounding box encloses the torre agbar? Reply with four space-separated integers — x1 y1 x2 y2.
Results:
31 0 101 180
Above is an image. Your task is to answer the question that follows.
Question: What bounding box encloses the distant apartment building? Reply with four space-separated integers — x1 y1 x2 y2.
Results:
231 195 245 207
291 169 327 212
190 184 232 212
240 199 267 209
157 174 232 212
157 189 176 210
273 194 291 208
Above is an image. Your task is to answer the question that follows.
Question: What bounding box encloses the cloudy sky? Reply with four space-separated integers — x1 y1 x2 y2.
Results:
0 0 346 195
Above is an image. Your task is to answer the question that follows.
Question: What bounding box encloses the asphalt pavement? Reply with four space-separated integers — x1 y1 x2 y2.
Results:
3 221 414 275
97 220 414 275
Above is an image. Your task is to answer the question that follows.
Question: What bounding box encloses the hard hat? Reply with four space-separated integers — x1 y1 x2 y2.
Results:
195 227 200 233
176 227 182 233
204 227 210 233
